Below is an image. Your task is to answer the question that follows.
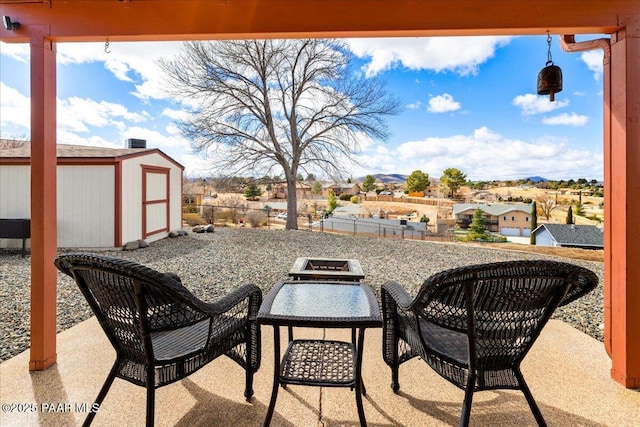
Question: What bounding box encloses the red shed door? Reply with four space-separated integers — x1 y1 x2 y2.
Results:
142 166 170 238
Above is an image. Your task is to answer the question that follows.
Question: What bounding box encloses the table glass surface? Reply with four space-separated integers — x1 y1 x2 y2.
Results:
269 283 372 318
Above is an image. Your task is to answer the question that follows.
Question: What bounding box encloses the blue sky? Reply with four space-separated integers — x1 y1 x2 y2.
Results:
0 35 605 181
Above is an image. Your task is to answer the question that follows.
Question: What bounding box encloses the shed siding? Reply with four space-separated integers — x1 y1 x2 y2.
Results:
0 165 30 217
0 166 31 250
1 165 115 248
57 165 114 247
121 158 143 243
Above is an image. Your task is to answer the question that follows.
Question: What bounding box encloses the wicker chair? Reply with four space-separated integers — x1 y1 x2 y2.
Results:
381 260 598 427
54 253 262 427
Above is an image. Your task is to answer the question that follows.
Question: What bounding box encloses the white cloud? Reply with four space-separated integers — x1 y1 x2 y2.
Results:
542 113 589 126
120 125 192 153
179 153 219 178
346 36 512 77
0 42 28 62
57 42 184 100
406 101 422 110
512 93 569 115
162 108 191 121
427 93 461 113
57 130 121 149
352 126 602 180
0 82 30 130
581 50 604 80
57 96 147 133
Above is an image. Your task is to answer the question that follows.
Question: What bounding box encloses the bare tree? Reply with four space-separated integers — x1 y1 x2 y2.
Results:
219 194 248 224
0 139 28 149
536 194 558 220
160 39 400 229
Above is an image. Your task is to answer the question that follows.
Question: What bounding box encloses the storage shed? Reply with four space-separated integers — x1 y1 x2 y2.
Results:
0 143 184 249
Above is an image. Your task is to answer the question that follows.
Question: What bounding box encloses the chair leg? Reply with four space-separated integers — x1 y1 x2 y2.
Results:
459 375 476 427
145 384 155 427
389 332 400 392
391 365 400 392
82 363 118 427
515 369 547 427
245 370 254 400
245 323 255 400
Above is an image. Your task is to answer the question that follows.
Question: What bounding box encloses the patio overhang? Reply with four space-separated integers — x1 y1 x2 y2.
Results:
0 0 638 389
0 0 636 42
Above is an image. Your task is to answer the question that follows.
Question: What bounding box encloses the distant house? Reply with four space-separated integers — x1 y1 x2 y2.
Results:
183 182 206 206
0 144 184 249
271 181 311 200
322 182 361 197
532 224 604 249
453 203 532 236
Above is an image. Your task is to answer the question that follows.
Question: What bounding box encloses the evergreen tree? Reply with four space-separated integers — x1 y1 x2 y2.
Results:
440 168 467 197
243 183 262 200
406 170 430 193
468 208 487 240
566 205 574 224
362 174 377 192
327 190 338 214
530 201 537 244
311 181 323 194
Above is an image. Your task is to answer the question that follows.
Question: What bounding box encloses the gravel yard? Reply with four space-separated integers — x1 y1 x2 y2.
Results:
0 227 604 362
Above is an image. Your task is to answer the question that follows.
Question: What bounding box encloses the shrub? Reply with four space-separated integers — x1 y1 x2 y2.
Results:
183 213 204 226
246 210 266 228
217 209 236 223
339 193 352 201
350 195 361 204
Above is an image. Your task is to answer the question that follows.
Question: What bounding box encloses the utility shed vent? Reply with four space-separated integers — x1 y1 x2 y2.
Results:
126 138 146 149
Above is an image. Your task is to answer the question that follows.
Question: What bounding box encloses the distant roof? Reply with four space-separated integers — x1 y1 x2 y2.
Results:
533 223 604 248
453 203 531 216
0 143 184 169
323 182 360 189
0 143 151 158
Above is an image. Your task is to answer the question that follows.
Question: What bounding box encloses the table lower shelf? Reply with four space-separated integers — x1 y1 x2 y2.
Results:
280 339 355 387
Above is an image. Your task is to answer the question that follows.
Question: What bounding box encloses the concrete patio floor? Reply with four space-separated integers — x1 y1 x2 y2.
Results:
1 318 638 427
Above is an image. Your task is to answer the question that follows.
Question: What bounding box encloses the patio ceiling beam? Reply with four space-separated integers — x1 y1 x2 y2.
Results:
0 0 638 42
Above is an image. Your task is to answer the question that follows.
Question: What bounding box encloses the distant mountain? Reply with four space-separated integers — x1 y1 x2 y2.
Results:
525 176 549 183
359 173 408 183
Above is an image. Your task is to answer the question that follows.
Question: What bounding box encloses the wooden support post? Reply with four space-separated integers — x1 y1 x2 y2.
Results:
607 19 640 388
29 30 58 371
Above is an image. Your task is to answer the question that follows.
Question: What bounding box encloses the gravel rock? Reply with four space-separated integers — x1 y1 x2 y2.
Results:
0 228 604 362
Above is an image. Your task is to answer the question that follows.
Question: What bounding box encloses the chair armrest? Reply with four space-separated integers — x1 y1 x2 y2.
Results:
164 272 182 283
382 280 415 311
201 284 263 315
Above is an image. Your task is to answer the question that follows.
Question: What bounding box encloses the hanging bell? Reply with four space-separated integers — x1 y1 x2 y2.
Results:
537 61 563 102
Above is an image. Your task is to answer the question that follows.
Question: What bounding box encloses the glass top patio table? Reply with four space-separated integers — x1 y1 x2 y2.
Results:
257 280 381 427
258 280 381 327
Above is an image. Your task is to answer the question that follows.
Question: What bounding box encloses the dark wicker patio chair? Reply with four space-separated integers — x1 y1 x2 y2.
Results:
381 260 598 427
54 253 262 427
